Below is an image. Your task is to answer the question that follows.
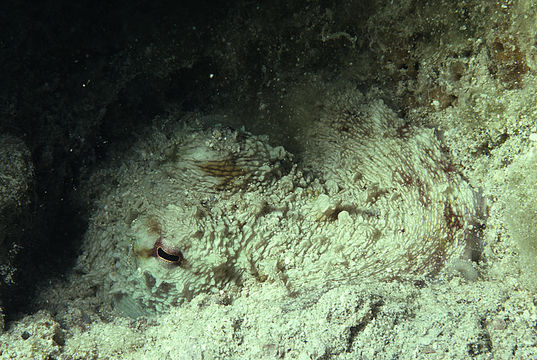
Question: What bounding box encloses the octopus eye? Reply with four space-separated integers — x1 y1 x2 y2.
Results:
154 238 184 266
157 247 183 263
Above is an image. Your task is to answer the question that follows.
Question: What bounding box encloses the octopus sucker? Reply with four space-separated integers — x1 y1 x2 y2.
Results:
79 93 482 316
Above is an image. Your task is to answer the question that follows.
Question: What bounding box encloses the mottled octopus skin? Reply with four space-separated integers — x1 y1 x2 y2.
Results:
78 96 480 316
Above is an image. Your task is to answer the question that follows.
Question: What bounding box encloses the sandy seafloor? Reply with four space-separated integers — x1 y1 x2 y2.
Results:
2 1 537 359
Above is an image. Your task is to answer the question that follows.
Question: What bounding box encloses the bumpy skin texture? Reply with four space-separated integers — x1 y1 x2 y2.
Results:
78 96 479 316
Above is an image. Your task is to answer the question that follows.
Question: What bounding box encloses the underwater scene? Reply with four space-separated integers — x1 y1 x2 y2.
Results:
1 0 537 359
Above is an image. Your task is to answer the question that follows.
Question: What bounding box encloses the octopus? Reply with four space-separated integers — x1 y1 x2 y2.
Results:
77 89 483 316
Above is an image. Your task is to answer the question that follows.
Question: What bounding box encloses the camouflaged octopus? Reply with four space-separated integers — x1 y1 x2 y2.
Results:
78 93 482 316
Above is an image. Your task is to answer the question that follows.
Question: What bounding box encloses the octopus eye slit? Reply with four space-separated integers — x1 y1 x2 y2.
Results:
157 247 183 264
